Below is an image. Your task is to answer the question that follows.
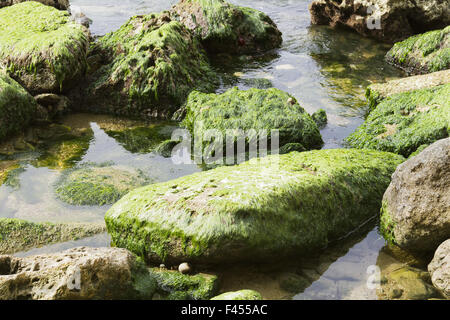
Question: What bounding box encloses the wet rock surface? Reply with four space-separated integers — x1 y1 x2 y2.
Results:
309 0 450 43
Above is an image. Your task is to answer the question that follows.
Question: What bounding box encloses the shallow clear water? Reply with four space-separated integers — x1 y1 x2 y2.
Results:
0 0 411 300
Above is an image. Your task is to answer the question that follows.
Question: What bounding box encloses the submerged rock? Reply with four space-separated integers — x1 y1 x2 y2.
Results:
311 109 328 129
0 247 157 300
346 84 450 157
105 149 404 265
182 88 324 157
366 69 450 112
55 164 151 206
170 0 282 54
309 0 450 43
377 265 439 300
0 218 105 255
0 70 38 141
380 138 450 255
150 268 218 300
0 2 89 94
82 12 217 119
0 0 70 10
428 239 450 299
386 26 450 75
211 289 262 300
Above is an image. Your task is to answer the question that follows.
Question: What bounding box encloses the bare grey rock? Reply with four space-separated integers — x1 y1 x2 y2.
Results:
380 138 450 255
428 239 450 299
309 0 450 43
0 247 156 300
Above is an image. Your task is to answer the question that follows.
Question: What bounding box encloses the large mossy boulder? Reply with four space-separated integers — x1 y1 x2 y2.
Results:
346 83 450 157
0 2 89 94
0 247 157 300
55 164 151 206
0 70 38 141
105 149 404 265
0 0 69 10
386 26 450 75
309 0 450 43
170 0 282 54
182 88 324 156
380 138 450 256
83 12 217 119
0 218 106 255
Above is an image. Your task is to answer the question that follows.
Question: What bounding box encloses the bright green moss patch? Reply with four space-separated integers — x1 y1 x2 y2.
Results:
105 149 404 265
150 268 219 300
55 163 151 206
386 26 450 75
182 87 323 156
85 12 218 118
170 0 282 54
0 70 38 141
380 201 397 245
0 218 106 254
211 290 262 300
0 2 89 94
346 84 450 157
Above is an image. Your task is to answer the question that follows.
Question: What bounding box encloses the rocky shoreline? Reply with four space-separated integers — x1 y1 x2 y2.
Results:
0 0 449 300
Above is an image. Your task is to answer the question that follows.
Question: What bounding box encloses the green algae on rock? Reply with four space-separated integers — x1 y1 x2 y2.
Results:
0 218 106 255
311 109 327 128
0 2 89 94
83 12 217 118
55 163 151 206
182 88 324 156
150 268 219 300
0 70 38 141
211 289 262 300
0 0 70 10
346 84 450 157
170 0 282 54
105 149 404 265
386 26 450 75
366 70 450 112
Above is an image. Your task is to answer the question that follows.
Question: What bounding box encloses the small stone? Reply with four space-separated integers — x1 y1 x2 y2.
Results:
178 262 192 274
159 264 166 269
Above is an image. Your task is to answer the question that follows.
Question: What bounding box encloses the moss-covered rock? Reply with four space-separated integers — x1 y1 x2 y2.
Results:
386 26 450 75
0 160 20 187
182 88 324 156
211 290 262 300
105 149 404 265
311 109 327 128
55 163 151 206
0 70 38 141
366 70 450 112
83 12 217 119
346 84 450 157
150 268 219 300
0 0 69 10
0 2 89 94
170 0 282 54
0 218 106 255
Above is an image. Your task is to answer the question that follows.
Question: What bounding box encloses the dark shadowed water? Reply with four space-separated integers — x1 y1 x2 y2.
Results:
1 0 411 300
